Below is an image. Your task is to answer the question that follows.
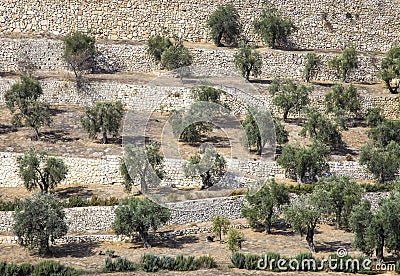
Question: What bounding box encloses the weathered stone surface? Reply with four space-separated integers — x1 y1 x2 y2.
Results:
0 0 398 51
0 37 384 83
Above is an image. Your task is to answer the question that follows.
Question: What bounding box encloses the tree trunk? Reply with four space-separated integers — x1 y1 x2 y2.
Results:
306 227 316 253
33 128 40 141
219 229 222 243
102 131 108 144
245 70 250 82
283 110 289 122
217 32 223 47
376 234 384 262
336 208 342 229
265 221 271 234
140 231 151 248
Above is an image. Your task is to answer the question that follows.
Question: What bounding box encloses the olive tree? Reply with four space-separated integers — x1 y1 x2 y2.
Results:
184 148 226 189
284 194 321 253
63 31 96 88
303 53 321 82
206 4 241 46
359 141 400 183
300 107 342 149
13 193 68 256
241 179 289 234
169 88 226 144
112 197 170 248
17 149 68 194
226 228 245 253
211 215 231 242
378 46 400 94
147 35 172 62
328 46 357 82
324 83 360 129
268 78 312 121
81 101 124 144
277 141 330 183
311 176 363 229
366 107 385 127
241 109 276 155
160 40 192 70
350 193 400 262
367 119 400 147
120 142 164 193
233 42 262 81
5 76 52 140
253 7 295 49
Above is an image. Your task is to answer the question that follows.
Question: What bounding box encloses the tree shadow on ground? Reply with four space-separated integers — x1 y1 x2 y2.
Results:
127 235 200 250
55 185 94 199
93 136 122 145
0 124 17 135
315 240 352 254
49 108 69 116
250 79 273 85
331 143 357 157
40 130 80 143
51 242 100 258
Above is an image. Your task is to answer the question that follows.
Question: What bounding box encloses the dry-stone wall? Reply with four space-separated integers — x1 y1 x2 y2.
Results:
0 37 383 83
0 192 389 242
0 76 398 119
0 152 121 187
0 151 380 188
0 0 399 51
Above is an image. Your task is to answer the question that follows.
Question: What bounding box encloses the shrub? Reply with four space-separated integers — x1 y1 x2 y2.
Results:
328 46 357 82
206 4 241 46
328 253 358 273
160 256 175 270
113 257 137 272
195 256 217 269
173 254 197 271
293 252 316 271
140 253 161 272
147 35 172 62
261 252 281 271
244 254 260 270
231 252 246 269
32 260 77 276
0 199 22 211
226 228 245 253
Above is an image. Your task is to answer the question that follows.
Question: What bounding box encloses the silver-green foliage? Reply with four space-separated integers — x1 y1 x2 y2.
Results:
81 101 124 144
13 193 68 256
17 149 68 194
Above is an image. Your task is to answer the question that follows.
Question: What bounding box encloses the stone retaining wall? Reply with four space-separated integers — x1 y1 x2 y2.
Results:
0 76 398 119
0 38 383 83
0 192 389 242
0 151 379 188
0 0 399 51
